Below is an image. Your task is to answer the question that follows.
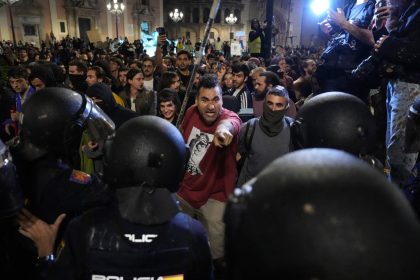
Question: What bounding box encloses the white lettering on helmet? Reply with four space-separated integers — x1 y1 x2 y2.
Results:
124 234 158 243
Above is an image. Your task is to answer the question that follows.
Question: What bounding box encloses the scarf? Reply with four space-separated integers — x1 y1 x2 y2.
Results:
259 101 287 137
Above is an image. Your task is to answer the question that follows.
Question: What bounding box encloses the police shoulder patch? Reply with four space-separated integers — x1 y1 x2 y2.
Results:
69 170 91 184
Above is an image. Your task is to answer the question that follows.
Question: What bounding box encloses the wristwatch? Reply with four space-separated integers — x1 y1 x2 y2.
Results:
36 254 55 267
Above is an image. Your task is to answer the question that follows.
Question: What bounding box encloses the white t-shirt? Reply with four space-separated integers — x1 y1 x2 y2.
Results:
143 79 154 92
130 97 136 111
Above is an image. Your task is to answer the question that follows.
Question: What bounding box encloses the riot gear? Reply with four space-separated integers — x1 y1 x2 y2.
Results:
0 140 23 219
20 87 114 162
225 148 420 280
104 116 189 224
104 116 188 192
292 91 376 155
48 116 213 280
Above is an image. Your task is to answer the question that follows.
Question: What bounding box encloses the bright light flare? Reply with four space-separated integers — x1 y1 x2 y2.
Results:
310 0 330 15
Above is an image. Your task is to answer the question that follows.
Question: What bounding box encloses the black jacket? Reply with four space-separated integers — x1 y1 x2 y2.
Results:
378 0 420 83
47 207 213 280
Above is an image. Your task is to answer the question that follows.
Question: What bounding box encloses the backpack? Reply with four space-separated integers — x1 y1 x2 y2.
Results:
237 117 292 173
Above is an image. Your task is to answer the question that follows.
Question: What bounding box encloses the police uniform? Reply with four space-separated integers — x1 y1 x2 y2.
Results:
48 207 212 280
48 116 214 280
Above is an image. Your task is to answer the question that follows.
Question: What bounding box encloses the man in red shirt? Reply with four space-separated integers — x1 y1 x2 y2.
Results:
177 74 241 275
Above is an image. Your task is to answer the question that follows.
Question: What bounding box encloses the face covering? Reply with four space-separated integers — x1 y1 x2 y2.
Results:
69 74 88 93
259 101 287 137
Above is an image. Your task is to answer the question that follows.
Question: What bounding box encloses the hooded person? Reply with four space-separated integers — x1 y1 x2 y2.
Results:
86 82 138 129
236 85 293 185
46 116 214 280
82 83 138 174
226 148 420 280
28 64 58 92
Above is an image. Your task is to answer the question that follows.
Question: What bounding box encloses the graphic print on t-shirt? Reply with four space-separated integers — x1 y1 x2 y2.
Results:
186 127 214 175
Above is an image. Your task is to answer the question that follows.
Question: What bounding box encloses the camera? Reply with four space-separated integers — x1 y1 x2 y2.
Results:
351 52 381 80
156 27 166 36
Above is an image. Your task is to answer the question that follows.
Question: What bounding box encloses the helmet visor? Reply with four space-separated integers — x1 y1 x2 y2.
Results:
84 98 115 143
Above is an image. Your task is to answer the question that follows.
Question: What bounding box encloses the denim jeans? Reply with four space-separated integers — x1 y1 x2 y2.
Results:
386 80 420 187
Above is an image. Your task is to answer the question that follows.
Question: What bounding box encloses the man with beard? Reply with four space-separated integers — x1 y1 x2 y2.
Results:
141 57 160 92
236 85 293 185
176 50 192 92
254 71 297 118
177 74 241 278
293 59 320 107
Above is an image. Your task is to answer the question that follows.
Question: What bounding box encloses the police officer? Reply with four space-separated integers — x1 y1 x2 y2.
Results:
15 87 114 224
225 148 420 279
291 91 383 169
47 116 213 280
11 87 114 275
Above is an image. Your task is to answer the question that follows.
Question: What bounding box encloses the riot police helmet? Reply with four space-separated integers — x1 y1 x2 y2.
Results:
225 148 420 280
20 87 115 161
103 116 189 224
291 92 376 155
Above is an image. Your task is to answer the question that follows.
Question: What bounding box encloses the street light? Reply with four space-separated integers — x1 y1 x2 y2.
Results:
107 0 125 39
169 8 183 39
1 0 21 45
225 13 237 44
169 8 184 23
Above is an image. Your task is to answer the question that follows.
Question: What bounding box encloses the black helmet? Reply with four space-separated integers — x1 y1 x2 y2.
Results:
103 116 189 224
291 92 376 155
225 148 420 280
0 140 23 219
20 87 114 161
104 116 188 192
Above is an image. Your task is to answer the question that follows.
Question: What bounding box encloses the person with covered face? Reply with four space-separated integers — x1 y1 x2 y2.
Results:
236 85 294 186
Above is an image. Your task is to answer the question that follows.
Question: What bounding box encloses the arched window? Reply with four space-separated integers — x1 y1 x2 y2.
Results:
234 9 241 23
193 8 199 23
203 8 210 23
185 7 191 23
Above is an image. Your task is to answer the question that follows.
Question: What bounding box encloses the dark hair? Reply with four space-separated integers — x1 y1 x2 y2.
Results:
125 68 143 91
158 88 181 110
88 66 111 85
176 50 192 60
28 65 58 87
109 57 123 68
197 74 222 96
8 65 29 80
142 57 155 66
129 60 142 69
159 71 179 91
231 62 250 77
267 85 289 100
126 68 143 81
299 59 316 76
94 60 113 79
260 71 281 87
68 59 88 74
